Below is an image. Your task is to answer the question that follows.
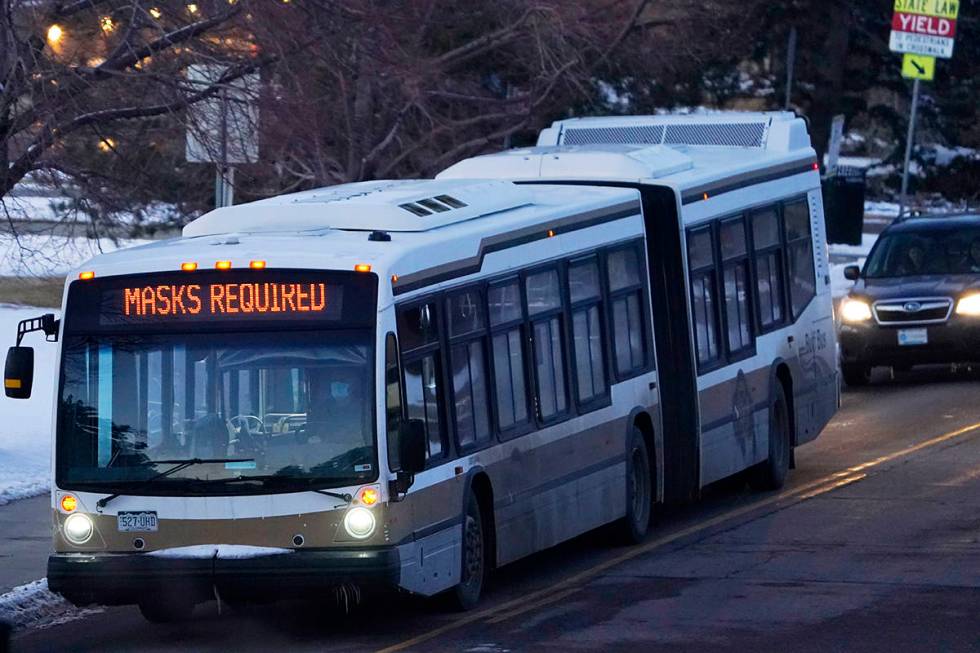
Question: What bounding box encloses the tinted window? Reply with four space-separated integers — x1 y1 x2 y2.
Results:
526 269 561 315
569 259 601 303
488 279 522 326
492 329 528 431
612 294 645 373
752 209 780 249
720 220 747 260
398 302 439 352
448 289 485 337
451 341 491 448
607 248 641 291
569 258 606 403
752 208 785 329
688 229 714 270
724 263 752 352
533 317 567 418
691 275 719 364
385 334 403 471
783 201 816 318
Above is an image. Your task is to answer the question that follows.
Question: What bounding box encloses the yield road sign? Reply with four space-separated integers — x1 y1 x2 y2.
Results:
890 0 960 58
902 53 936 80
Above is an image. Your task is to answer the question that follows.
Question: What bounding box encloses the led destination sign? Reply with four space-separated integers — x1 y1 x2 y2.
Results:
121 282 331 318
61 269 381 333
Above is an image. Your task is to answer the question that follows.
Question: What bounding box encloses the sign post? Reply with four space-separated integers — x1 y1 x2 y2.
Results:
185 65 260 209
889 0 960 218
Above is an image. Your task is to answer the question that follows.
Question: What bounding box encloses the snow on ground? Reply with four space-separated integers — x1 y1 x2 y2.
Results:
0 579 102 631
0 232 152 277
149 545 294 559
0 305 58 505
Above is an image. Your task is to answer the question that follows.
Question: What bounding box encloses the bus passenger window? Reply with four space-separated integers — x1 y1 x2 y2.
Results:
687 228 721 367
526 269 567 420
607 245 647 376
783 200 817 318
569 259 606 403
752 208 786 329
488 280 528 434
720 218 753 354
448 289 491 449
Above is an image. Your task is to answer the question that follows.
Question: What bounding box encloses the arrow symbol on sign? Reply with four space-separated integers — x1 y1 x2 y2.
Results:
912 59 926 74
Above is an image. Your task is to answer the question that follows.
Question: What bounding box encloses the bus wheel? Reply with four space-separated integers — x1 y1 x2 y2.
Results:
841 363 871 387
617 427 652 544
749 383 791 491
448 493 486 611
138 598 194 623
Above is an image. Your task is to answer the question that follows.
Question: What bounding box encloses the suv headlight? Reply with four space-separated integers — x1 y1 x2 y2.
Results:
956 293 980 317
840 298 872 323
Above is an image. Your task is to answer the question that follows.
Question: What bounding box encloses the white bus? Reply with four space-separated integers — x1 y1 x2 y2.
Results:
439 111 839 503
2 113 837 621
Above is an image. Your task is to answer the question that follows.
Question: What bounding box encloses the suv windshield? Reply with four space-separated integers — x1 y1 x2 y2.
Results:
57 330 377 494
864 226 980 278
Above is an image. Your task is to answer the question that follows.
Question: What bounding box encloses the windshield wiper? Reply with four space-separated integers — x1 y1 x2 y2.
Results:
210 475 353 502
95 457 255 511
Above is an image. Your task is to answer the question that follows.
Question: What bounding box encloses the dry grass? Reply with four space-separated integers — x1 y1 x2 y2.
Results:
0 276 65 308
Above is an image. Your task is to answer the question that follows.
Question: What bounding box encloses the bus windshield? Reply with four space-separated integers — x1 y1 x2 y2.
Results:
57 330 377 494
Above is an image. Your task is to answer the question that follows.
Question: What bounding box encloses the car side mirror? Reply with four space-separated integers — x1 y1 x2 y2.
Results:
843 265 861 281
4 346 34 399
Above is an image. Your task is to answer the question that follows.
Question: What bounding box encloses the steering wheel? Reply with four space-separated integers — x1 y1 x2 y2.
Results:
229 414 265 434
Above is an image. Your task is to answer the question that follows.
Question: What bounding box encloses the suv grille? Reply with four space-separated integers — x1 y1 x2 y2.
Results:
873 298 953 325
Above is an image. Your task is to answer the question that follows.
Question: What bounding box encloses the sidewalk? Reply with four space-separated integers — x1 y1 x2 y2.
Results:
0 496 50 595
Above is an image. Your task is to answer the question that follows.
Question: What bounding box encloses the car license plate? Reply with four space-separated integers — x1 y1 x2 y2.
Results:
117 511 158 532
898 328 928 346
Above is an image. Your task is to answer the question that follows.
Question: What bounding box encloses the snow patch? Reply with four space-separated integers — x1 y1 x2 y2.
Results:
0 233 151 277
0 579 102 631
0 305 58 505
148 544 294 559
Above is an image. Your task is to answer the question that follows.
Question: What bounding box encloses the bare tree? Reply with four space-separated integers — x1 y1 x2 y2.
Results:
0 0 284 208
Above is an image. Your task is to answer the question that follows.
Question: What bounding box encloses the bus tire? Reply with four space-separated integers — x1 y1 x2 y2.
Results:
841 363 871 387
749 382 791 491
447 492 486 611
138 598 194 623
616 426 653 544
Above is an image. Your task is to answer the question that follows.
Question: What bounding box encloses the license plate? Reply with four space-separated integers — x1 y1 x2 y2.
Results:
117 511 158 532
898 328 928 346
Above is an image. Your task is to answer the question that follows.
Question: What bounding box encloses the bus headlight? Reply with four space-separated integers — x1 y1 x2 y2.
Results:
956 293 980 317
840 298 872 323
343 507 376 539
64 513 94 544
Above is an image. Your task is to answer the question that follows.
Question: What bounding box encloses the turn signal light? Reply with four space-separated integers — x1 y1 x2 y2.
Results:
249 260 266 270
354 264 372 273
358 486 380 506
78 271 95 281
60 494 78 512
181 262 198 272
215 260 232 270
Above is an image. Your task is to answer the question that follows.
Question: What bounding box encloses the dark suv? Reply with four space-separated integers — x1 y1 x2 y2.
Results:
838 213 980 386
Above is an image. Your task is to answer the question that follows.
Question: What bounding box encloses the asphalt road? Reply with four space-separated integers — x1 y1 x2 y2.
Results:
13 366 980 652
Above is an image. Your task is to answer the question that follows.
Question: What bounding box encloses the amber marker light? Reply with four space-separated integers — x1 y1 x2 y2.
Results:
358 487 380 506
181 262 198 272
249 260 266 270
215 260 233 270
60 494 78 513
702 192 710 201
78 271 95 281
391 274 398 283
547 229 556 238
354 264 372 273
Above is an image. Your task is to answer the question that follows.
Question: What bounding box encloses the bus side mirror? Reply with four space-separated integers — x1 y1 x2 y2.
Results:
399 419 427 475
843 265 861 281
4 347 34 399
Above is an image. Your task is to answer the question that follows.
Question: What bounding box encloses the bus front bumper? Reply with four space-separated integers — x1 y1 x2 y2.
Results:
48 547 401 607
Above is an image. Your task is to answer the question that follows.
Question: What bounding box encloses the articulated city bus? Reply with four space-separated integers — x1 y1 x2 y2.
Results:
2 113 837 622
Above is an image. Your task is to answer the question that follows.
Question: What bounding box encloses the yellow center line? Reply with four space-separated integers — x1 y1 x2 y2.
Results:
375 420 980 653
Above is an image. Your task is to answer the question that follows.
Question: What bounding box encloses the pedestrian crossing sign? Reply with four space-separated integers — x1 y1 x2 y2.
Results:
902 53 935 80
